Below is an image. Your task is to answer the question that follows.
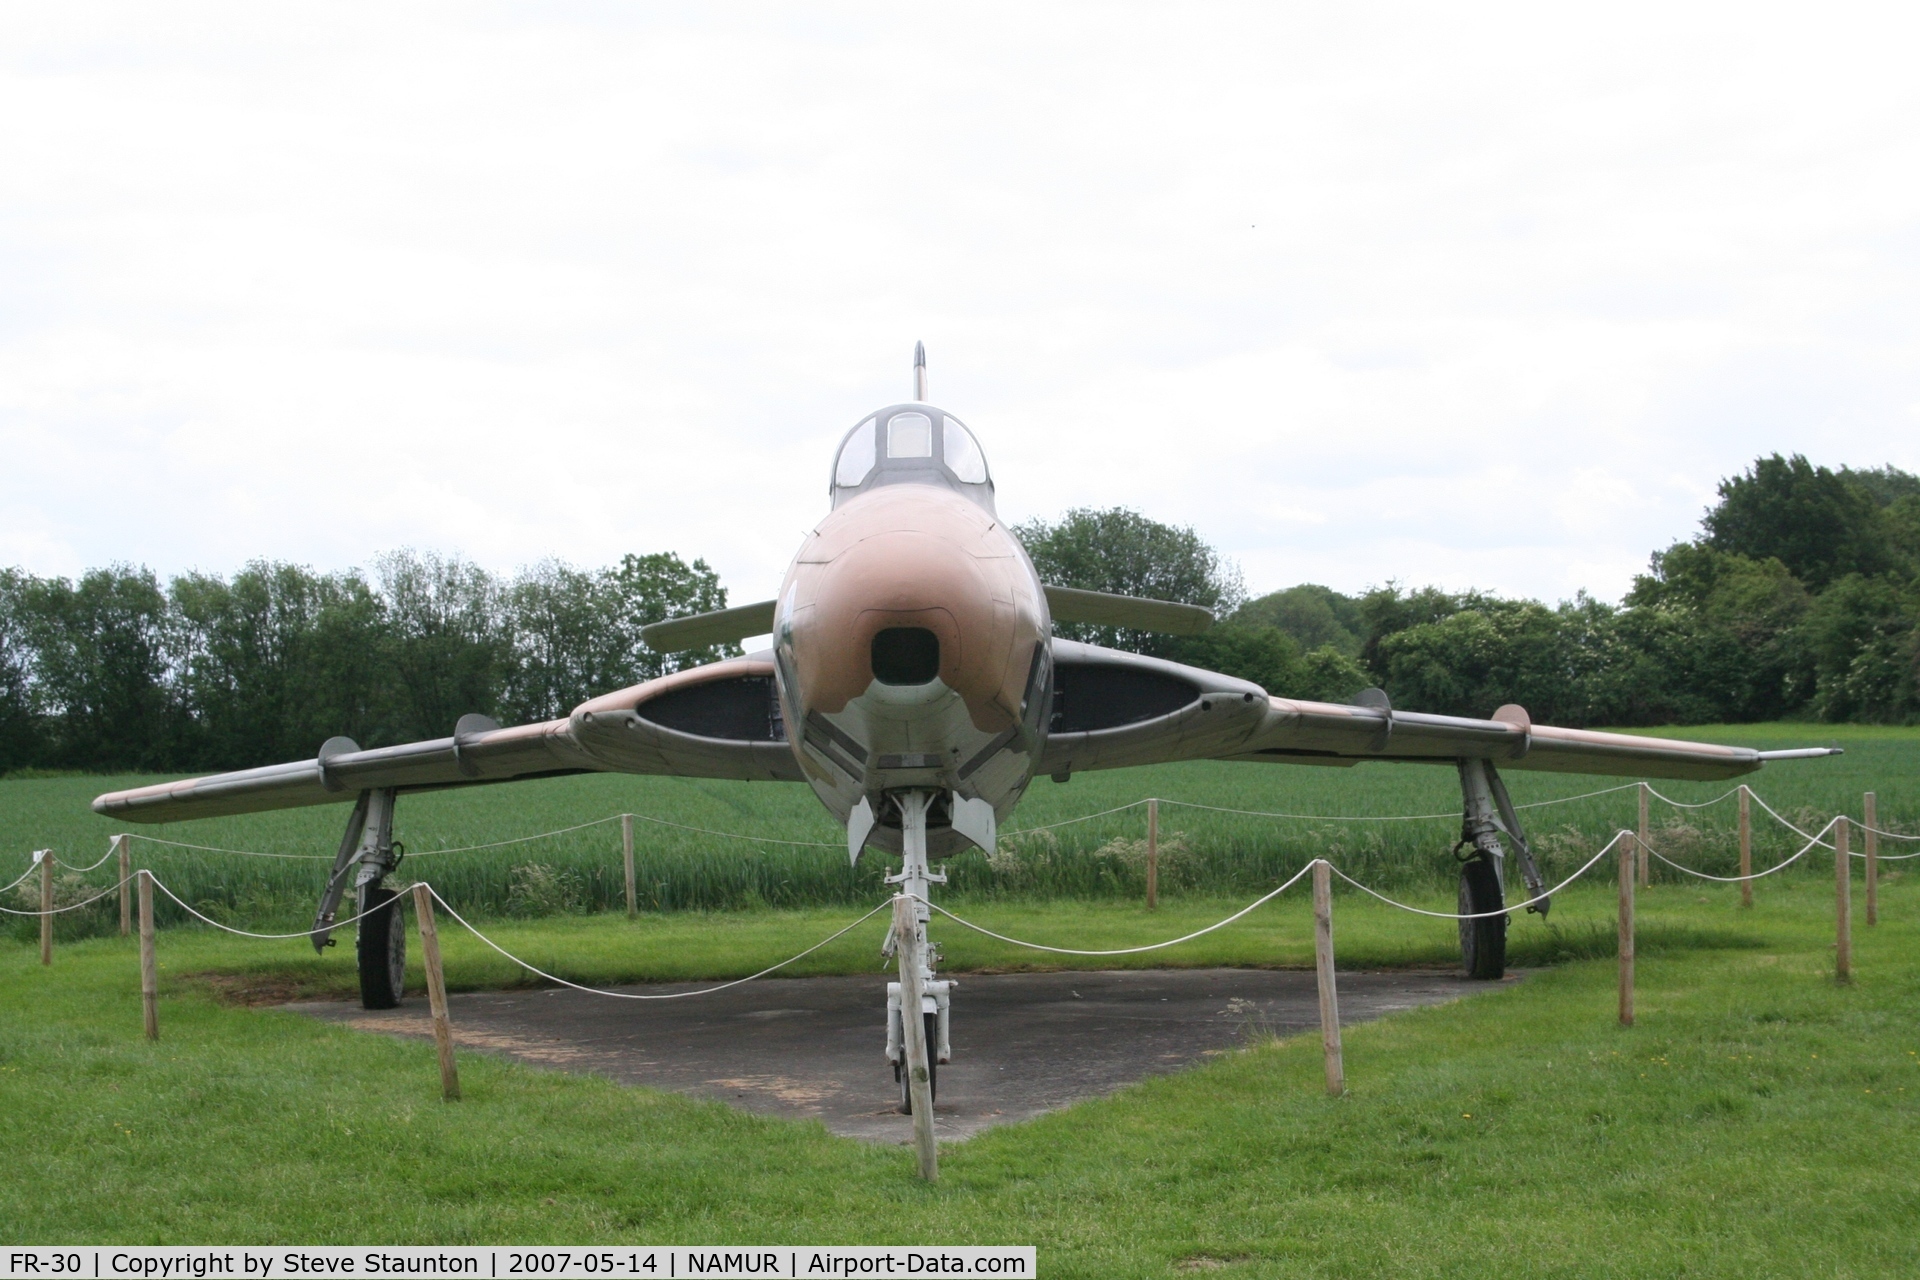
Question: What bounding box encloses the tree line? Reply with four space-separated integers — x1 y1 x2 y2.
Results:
2 451 1914 776
1021 452 1920 727
0 551 732 774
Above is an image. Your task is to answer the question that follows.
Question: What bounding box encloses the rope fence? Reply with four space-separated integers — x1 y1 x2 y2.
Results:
928 862 1319 956
9 780 1909 876
11 781 1898 1166
8 781 1910 948
0 868 135 916
1327 834 1627 920
425 890 894 999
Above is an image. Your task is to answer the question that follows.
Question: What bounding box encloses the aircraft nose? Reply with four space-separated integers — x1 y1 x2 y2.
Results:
783 492 1041 736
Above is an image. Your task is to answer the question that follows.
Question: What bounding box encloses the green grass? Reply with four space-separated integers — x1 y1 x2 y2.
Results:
142 885 1765 1005
5 723 1913 931
2 875 1918 1274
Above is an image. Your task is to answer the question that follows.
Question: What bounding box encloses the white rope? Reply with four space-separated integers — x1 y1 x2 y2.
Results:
125 835 332 859
1510 782 1648 809
1156 799 1459 822
928 861 1318 956
405 815 628 856
145 875 411 938
125 812 841 858
1326 832 1628 920
0 872 134 915
1154 781 1646 824
54 844 124 873
622 813 838 849
1666 791 1920 858
1642 785 1742 811
1002 800 1149 834
426 887 892 999
1744 792 1837 849
1636 821 1836 883
0 858 44 895
86 785 1896 870
2 844 125 886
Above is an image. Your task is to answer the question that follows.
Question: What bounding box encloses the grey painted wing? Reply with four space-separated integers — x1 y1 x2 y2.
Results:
1036 641 1803 782
1226 699 1774 782
92 656 804 825
91 718 600 824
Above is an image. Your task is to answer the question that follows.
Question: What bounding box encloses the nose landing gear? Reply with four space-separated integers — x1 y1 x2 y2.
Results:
880 790 952 1116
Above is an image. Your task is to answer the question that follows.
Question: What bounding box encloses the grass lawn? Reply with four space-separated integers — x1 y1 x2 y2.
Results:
4 866 1919 1275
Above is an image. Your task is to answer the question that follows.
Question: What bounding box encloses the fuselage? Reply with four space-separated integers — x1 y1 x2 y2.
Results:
774 402 1050 854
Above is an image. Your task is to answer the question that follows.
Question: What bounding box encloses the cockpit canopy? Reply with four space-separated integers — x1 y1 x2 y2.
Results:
830 404 994 510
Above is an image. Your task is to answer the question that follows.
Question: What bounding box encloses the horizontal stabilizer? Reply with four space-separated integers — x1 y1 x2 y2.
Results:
641 599 778 653
1043 585 1213 635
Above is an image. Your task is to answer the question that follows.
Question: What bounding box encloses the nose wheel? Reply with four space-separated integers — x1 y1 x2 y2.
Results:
895 1011 939 1113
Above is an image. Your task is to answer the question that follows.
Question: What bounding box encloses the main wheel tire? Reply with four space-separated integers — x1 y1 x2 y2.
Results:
357 884 407 1009
896 1011 939 1114
1458 856 1508 980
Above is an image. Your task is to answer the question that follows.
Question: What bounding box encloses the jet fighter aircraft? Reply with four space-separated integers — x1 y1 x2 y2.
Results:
94 345 1837 1110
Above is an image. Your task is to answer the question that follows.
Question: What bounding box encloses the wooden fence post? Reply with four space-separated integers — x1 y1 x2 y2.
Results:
1737 785 1753 909
893 894 939 1181
1145 799 1159 911
1864 792 1878 928
622 814 637 920
1835 816 1851 983
411 884 461 1101
40 850 54 966
116 834 131 937
138 870 159 1040
1312 860 1344 1096
1637 782 1650 887
1618 833 1635 1027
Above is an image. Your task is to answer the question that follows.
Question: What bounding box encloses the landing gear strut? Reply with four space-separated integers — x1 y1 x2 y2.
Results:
881 790 952 1115
311 787 407 1009
1454 759 1547 981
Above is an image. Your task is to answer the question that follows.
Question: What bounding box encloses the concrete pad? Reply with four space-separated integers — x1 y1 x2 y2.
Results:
290 967 1500 1144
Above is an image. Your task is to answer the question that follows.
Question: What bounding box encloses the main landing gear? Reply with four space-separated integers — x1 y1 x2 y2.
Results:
880 790 952 1115
1453 758 1547 981
311 786 408 1009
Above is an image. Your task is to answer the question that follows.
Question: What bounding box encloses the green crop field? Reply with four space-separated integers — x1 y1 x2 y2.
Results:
5 723 1913 935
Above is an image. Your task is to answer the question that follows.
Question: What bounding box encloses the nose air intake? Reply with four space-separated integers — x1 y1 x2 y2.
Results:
872 627 941 685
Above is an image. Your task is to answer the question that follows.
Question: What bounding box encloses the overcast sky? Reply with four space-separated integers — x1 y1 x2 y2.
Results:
4 3 1918 609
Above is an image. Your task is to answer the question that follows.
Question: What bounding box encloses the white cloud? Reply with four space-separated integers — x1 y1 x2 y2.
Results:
3 2 1918 604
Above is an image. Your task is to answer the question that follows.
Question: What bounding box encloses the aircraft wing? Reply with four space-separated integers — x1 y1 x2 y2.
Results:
92 656 805 824
1037 641 1831 783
